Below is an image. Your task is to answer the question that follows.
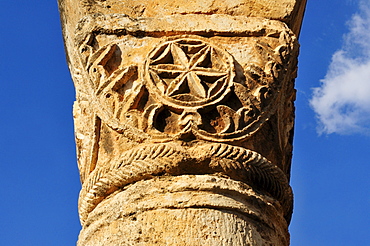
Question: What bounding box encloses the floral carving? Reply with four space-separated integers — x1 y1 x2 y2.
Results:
79 34 293 142
145 38 234 108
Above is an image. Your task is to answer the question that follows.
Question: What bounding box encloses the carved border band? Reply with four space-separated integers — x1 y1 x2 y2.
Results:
78 142 293 225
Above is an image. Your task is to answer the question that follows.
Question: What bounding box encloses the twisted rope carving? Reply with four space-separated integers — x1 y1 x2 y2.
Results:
79 143 292 225
196 144 292 220
79 143 183 224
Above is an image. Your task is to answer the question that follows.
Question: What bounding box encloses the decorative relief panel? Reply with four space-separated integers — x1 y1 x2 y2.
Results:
75 15 297 144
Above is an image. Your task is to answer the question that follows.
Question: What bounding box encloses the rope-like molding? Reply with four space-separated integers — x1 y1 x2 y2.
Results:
78 142 292 225
196 143 293 221
79 143 183 224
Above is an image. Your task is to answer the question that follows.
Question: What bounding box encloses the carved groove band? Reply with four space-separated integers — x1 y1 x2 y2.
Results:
76 14 292 45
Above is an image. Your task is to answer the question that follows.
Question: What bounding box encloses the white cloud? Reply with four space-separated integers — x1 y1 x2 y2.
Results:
310 1 370 135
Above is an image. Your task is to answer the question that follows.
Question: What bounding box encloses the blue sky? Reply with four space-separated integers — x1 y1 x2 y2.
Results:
0 1 369 245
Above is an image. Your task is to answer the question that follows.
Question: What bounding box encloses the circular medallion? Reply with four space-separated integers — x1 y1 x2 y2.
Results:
144 37 235 108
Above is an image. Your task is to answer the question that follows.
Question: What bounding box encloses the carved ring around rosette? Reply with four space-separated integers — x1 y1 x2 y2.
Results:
141 36 286 142
144 37 234 109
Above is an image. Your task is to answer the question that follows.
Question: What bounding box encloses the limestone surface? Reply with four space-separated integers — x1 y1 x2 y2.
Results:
58 1 306 245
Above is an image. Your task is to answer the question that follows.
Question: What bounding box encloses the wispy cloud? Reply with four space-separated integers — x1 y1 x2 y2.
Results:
310 1 370 135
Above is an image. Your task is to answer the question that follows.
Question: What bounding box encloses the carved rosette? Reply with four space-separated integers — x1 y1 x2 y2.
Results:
146 38 234 107
72 14 298 228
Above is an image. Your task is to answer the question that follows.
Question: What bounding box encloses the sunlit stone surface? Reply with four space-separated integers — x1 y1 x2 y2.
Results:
58 1 306 245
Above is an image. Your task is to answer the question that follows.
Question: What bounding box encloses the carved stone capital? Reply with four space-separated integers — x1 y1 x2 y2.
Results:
58 1 306 245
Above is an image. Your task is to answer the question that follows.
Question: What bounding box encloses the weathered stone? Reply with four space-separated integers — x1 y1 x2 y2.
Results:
58 0 306 245
79 175 289 245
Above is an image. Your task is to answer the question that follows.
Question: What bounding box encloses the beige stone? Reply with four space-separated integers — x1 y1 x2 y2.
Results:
79 176 289 245
58 1 306 245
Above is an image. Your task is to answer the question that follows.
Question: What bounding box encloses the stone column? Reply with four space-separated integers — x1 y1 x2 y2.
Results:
58 1 306 245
